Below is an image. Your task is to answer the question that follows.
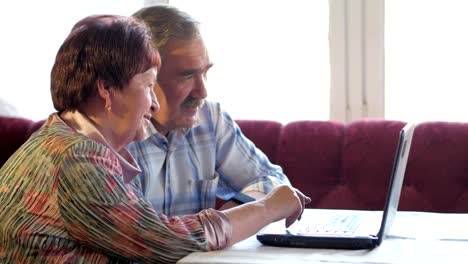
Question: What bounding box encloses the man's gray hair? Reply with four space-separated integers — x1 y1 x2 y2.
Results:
133 5 201 55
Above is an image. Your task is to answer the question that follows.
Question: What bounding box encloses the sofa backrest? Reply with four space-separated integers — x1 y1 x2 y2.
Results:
403 121 468 212
233 120 283 164
0 116 44 166
2 116 468 213
276 121 345 209
334 120 406 210
237 119 468 213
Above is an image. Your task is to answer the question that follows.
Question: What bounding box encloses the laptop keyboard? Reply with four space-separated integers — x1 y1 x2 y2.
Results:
300 215 360 236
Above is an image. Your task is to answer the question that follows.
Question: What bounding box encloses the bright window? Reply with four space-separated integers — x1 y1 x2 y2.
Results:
385 0 468 122
0 0 144 121
169 0 330 123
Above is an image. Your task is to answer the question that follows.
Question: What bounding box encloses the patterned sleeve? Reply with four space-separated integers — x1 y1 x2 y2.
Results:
57 140 231 263
213 103 291 198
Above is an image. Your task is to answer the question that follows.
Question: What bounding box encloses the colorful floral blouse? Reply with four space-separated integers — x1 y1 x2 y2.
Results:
0 112 231 263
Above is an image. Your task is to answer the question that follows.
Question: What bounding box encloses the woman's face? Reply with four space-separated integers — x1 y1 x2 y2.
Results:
110 67 159 144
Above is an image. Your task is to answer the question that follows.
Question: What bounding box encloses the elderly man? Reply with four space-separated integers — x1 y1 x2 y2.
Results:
129 5 294 216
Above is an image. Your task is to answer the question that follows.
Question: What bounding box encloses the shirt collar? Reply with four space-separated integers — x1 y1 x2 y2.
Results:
58 111 141 183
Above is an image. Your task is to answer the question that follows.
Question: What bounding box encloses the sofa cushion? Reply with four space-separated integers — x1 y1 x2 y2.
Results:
0 116 44 166
234 120 282 164
337 120 407 210
404 121 468 212
3 116 468 213
276 121 345 208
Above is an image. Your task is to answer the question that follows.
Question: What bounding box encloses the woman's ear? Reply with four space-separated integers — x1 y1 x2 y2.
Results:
96 80 112 112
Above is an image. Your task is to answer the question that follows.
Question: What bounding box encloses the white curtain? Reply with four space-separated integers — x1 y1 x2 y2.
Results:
0 0 144 121
385 0 468 122
167 0 331 123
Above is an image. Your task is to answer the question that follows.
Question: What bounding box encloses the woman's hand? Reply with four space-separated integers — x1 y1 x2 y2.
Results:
222 185 311 247
260 185 311 227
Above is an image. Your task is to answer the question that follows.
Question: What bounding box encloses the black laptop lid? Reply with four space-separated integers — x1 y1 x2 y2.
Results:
256 122 416 250
375 122 415 245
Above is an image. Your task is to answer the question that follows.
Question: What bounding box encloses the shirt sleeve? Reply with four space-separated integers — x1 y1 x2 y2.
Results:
57 140 232 263
211 103 291 199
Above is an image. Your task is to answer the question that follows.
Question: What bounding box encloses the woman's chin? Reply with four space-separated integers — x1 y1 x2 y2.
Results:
132 124 150 142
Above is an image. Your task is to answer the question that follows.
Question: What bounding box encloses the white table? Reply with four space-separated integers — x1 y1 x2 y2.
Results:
178 209 468 264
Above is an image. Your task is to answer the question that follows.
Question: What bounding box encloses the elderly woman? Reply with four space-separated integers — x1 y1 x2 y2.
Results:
0 14 310 263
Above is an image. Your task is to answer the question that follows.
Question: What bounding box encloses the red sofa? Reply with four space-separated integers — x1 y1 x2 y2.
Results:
236 119 468 213
2 116 468 213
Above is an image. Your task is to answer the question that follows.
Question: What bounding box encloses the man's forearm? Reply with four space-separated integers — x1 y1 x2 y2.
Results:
219 191 265 210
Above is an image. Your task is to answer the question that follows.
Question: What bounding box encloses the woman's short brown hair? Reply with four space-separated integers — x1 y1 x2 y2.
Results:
51 15 161 112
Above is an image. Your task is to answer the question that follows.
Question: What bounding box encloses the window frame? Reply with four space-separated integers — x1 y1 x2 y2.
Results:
329 0 384 122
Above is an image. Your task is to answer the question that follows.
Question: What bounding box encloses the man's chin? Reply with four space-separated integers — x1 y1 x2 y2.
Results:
183 113 201 128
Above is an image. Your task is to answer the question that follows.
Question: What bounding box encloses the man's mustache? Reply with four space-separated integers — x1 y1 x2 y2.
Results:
181 97 205 109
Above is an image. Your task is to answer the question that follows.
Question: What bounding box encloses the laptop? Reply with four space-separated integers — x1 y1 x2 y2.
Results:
256 122 415 250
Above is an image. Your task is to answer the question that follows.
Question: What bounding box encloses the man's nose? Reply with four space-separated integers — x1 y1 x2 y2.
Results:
193 75 208 99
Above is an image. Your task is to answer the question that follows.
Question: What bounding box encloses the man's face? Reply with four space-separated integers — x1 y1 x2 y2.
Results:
152 36 212 135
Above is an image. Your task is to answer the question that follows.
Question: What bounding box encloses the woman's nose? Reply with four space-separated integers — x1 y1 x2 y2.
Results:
150 90 160 113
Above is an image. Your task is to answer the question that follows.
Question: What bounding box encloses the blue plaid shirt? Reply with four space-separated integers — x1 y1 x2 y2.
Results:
128 101 289 216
